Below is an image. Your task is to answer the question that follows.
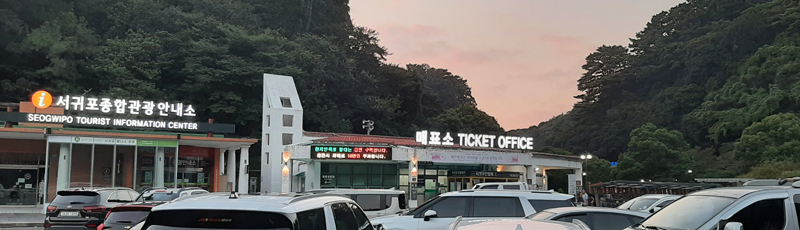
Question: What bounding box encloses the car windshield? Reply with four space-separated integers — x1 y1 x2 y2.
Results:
140 193 175 201
636 195 734 230
106 210 150 224
52 192 101 204
622 198 659 211
143 210 293 230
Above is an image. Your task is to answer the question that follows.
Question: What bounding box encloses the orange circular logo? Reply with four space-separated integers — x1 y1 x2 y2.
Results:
31 90 53 109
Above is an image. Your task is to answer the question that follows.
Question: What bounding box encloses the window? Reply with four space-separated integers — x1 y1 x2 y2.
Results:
116 191 132 201
266 134 269 145
656 200 674 208
639 196 734 230
191 191 207 195
127 191 140 201
349 203 375 230
795 195 800 225
478 185 498 189
143 210 293 229
52 192 100 204
266 115 270 127
727 199 785 230
425 197 468 218
355 195 383 211
503 185 521 190
105 210 150 225
280 97 292 108
296 208 326 230
385 195 393 209
554 214 589 226
282 133 293 145
630 216 644 224
593 213 635 230
528 199 573 212
398 194 407 209
331 203 359 230
472 197 524 217
283 115 293 127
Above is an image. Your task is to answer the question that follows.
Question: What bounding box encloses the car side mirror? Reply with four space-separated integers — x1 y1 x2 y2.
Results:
650 207 661 213
423 210 438 221
373 223 387 230
724 222 743 230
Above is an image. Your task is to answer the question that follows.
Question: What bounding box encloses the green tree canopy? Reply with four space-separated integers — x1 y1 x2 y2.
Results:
735 113 800 162
614 123 692 181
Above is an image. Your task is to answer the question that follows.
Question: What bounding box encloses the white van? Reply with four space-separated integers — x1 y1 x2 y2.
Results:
303 188 408 218
472 182 530 190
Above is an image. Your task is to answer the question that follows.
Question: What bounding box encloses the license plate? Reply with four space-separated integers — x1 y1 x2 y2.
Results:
59 211 80 217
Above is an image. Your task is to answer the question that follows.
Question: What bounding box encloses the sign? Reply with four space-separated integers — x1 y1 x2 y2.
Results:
415 130 535 150
144 171 153 184
568 174 577 195
322 174 335 185
53 94 196 117
429 151 519 164
31 90 53 109
198 173 205 183
447 171 521 178
24 173 31 180
27 113 200 131
311 146 392 160
137 140 178 147
610 162 618 167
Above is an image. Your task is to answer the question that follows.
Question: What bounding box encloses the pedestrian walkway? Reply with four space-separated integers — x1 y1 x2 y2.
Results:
0 205 45 228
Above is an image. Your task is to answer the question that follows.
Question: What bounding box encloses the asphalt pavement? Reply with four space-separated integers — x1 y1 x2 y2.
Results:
0 228 42 230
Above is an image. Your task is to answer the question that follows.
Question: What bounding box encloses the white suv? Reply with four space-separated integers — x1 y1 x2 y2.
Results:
139 192 385 230
371 189 574 230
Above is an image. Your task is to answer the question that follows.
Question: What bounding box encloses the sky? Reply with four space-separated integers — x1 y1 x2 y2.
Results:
349 0 686 130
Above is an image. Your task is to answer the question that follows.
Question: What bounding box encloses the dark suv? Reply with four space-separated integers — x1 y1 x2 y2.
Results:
45 187 140 230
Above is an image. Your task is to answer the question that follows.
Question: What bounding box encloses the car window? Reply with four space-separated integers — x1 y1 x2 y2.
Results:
143 210 293 229
472 197 524 217
148 193 176 201
528 211 557 220
349 203 374 230
53 193 101 205
727 199 785 230
627 198 659 211
331 203 359 230
528 199 573 212
115 191 132 201
795 194 800 226
355 195 383 211
639 196 734 230
108 192 119 201
385 195 393 209
656 200 674 208
128 191 140 200
503 185 521 190
593 213 635 230
398 194 407 209
296 208 327 230
427 197 468 218
478 185 498 189
191 191 207 195
105 210 150 225
630 216 644 224
554 214 590 226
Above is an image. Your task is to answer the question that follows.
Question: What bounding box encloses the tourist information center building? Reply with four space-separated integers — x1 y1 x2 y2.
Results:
0 91 257 206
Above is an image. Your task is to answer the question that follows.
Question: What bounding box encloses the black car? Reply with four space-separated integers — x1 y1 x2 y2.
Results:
99 201 167 230
45 188 140 230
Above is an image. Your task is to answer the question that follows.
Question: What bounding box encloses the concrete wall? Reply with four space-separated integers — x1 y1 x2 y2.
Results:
262 74 304 194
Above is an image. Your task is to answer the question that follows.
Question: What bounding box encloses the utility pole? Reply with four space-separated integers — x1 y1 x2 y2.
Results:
362 120 374 135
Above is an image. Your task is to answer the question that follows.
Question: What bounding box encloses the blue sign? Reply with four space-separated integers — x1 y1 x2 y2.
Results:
610 162 618 166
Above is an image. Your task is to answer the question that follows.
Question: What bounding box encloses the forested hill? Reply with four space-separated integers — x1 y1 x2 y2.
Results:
510 0 800 180
0 0 504 138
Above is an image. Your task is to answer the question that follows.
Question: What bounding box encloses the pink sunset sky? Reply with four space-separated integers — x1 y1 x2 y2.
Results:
349 1 686 130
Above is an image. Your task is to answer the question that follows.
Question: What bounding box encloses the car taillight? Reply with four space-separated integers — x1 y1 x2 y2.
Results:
97 224 104 230
87 224 97 228
45 224 52 227
83 206 106 213
47 206 57 212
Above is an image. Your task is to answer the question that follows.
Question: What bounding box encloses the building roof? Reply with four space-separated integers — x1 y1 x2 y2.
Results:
303 131 581 160
0 127 256 149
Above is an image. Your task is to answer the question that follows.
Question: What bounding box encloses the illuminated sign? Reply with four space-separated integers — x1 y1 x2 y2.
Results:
311 146 392 160
53 94 195 117
415 130 535 150
31 90 53 109
27 114 199 130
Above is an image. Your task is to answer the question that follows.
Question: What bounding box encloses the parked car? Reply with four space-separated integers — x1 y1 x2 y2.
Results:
370 189 574 230
625 183 800 230
134 187 208 202
45 187 140 230
472 182 531 190
97 201 167 230
528 207 650 230
140 192 387 230
616 194 681 213
445 216 591 230
304 188 408 218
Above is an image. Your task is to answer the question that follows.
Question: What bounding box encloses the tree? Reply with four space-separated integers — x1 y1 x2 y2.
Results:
735 113 800 163
741 161 800 179
575 45 630 106
408 64 476 111
613 123 692 181
427 104 505 135
585 158 613 184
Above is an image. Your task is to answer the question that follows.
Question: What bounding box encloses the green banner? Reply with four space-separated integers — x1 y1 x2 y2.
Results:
137 140 178 147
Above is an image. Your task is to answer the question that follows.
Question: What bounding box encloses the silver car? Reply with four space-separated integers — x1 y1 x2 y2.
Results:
616 194 681 213
528 207 650 230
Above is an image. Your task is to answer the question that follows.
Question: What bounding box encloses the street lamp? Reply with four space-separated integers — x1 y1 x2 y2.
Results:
688 169 693 173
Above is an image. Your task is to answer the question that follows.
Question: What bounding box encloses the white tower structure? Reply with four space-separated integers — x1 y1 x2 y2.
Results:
262 74 303 193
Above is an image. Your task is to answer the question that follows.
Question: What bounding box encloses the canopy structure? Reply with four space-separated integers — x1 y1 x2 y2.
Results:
587 180 722 207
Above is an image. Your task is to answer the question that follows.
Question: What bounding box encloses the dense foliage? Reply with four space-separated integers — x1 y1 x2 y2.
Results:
0 0 503 139
512 0 800 180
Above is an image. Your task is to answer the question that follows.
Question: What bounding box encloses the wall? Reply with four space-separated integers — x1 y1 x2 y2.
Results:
262 74 304 194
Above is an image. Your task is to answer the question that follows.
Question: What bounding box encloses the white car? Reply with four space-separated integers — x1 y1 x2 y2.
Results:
616 194 681 213
371 189 574 230
528 207 650 230
134 187 209 202
472 182 531 190
140 191 386 230
304 188 408 218
446 216 591 230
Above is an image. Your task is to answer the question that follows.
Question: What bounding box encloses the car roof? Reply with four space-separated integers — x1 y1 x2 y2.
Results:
689 186 791 199
634 194 681 199
475 182 524 185
455 218 582 230
537 207 650 218
305 189 405 195
63 187 134 192
443 190 573 200
151 192 354 213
